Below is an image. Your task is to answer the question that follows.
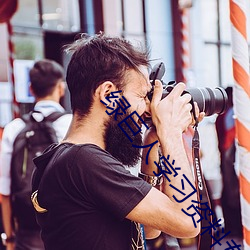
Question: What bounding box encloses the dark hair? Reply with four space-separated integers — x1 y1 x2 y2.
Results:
29 59 64 98
65 33 150 116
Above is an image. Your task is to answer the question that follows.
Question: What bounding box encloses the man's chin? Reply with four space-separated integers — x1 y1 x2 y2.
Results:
104 118 142 167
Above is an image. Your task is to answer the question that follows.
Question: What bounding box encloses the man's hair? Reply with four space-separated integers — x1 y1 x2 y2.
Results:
65 33 150 116
29 59 64 98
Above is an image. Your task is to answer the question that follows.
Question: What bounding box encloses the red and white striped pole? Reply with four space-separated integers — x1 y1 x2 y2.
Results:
179 2 194 163
7 20 19 118
180 8 190 83
229 0 250 249
179 4 194 165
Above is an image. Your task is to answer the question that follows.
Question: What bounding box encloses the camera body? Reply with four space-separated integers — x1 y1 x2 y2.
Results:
147 62 228 116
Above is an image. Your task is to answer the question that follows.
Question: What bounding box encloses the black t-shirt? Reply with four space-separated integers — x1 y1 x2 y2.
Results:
33 143 152 250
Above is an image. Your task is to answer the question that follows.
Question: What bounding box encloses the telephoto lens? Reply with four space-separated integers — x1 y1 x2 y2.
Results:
187 87 228 116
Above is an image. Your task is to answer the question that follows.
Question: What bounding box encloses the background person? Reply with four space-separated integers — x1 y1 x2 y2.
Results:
215 86 242 238
0 59 72 250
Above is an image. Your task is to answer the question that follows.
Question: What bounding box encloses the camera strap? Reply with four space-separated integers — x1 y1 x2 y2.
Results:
192 121 214 250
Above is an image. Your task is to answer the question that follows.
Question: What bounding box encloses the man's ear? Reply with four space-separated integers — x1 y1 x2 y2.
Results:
29 83 35 97
58 81 66 98
96 81 119 104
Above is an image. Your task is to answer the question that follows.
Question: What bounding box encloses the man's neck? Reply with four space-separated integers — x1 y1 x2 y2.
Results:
35 95 60 103
62 113 106 149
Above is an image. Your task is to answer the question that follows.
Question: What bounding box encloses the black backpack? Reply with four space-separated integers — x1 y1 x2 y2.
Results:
10 111 64 230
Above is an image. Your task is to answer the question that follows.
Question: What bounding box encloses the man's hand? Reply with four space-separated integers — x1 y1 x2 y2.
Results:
150 80 193 141
192 102 205 126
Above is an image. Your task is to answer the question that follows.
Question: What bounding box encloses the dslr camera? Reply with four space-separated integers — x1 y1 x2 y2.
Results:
148 62 228 116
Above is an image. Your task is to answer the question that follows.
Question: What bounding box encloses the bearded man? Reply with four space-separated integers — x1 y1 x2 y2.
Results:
31 33 201 250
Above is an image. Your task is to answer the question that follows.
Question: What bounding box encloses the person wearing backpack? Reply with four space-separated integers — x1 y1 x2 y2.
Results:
0 59 72 250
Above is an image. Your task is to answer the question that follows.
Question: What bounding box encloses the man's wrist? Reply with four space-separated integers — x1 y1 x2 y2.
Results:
1 233 15 246
139 172 163 186
157 128 182 141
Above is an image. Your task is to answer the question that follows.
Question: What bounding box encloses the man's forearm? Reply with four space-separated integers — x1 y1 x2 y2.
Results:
140 128 161 238
1 195 14 237
159 132 197 207
141 129 198 237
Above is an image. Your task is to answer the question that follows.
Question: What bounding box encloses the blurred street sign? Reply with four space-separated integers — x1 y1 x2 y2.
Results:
14 60 35 103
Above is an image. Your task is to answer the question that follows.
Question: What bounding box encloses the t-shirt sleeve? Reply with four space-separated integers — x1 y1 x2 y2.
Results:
74 145 152 220
0 119 25 195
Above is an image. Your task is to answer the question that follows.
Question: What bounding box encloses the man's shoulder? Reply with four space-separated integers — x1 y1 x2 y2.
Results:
34 144 107 184
4 117 25 129
39 143 106 165
75 144 117 160
2 118 26 141
72 144 133 177
73 144 111 162
51 113 72 129
38 143 127 179
63 144 123 172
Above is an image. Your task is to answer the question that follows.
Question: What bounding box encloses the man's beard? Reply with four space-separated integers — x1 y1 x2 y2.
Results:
103 112 143 167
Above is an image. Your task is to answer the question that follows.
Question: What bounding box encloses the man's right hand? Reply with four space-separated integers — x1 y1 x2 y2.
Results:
127 81 200 238
150 80 193 141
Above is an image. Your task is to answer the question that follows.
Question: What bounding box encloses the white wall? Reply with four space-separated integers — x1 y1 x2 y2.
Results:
145 0 175 82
